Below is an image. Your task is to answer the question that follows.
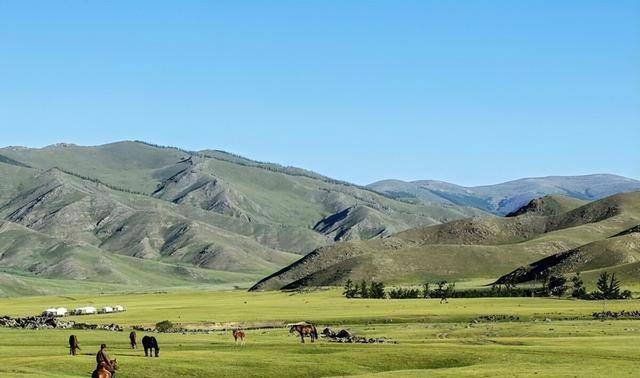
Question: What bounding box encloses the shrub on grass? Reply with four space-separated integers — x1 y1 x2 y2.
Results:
155 320 175 332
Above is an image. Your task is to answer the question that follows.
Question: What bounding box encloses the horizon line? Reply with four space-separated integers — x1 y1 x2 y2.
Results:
2 139 638 187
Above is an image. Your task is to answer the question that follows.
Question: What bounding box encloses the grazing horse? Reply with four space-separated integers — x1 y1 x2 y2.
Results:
129 331 137 349
93 359 118 378
289 322 318 343
69 334 80 356
142 335 160 357
232 329 246 346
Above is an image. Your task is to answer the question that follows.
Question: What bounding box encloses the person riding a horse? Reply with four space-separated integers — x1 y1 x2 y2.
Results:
94 344 117 378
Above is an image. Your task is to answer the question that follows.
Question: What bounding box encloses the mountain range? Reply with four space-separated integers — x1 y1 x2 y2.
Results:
368 174 640 215
0 141 638 295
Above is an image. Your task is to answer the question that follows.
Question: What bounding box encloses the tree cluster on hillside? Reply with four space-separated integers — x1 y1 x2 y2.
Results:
342 272 634 301
569 271 632 300
343 280 456 300
588 272 629 299
571 272 587 298
543 274 568 297
343 280 386 299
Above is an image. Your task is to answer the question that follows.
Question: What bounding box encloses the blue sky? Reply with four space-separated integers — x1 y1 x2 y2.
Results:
0 1 638 186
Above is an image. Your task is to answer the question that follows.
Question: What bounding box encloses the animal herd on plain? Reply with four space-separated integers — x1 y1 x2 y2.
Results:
68 322 318 377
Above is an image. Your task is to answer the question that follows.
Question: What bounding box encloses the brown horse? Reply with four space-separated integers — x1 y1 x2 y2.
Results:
289 322 318 343
232 329 246 346
69 334 80 356
93 359 118 378
129 331 137 349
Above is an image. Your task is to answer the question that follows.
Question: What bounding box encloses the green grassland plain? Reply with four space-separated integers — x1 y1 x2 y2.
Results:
1 289 639 377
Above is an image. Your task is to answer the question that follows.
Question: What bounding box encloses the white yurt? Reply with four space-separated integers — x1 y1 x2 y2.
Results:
42 307 68 317
74 306 97 315
113 305 125 312
101 306 114 314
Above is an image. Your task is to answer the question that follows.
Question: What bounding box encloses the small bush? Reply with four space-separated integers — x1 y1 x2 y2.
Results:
388 287 419 299
155 320 175 332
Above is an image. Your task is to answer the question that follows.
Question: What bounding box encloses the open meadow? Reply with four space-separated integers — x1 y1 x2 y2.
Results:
1 289 639 377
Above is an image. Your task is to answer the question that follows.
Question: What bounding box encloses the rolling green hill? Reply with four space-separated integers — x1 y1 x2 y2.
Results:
0 141 485 295
495 224 640 285
1 141 638 295
251 192 640 291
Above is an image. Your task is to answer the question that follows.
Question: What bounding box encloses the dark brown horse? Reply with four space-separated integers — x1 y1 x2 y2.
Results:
232 329 246 346
93 359 118 378
289 322 318 343
142 335 160 357
129 331 137 349
69 334 80 356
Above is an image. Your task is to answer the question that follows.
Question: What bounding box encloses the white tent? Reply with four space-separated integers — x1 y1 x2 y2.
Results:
42 307 68 317
113 305 125 312
101 306 114 314
74 306 97 315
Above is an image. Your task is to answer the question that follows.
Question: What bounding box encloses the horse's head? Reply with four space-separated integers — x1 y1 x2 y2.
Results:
111 359 119 371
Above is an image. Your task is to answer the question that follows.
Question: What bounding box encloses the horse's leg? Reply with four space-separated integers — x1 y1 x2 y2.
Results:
300 332 305 343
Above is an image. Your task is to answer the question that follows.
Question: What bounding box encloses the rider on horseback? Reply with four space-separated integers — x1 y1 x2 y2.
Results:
95 344 116 378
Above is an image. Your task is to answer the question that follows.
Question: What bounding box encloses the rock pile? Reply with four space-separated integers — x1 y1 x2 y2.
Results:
73 323 123 332
0 315 123 331
132 325 214 334
321 327 396 344
593 310 640 320
471 314 520 323
0 315 74 329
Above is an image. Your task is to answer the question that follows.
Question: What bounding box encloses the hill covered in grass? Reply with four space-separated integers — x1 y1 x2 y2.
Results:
0 141 484 295
368 175 640 215
1 141 638 295
495 224 640 285
251 192 640 291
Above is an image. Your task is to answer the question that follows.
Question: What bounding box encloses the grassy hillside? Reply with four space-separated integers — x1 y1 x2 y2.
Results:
495 225 640 285
0 142 483 246
0 142 486 294
0 221 261 297
252 191 640 291
505 194 587 217
1 141 638 295
369 174 640 215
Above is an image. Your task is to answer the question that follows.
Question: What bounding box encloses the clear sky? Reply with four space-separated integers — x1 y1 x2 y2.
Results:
1 1 638 186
